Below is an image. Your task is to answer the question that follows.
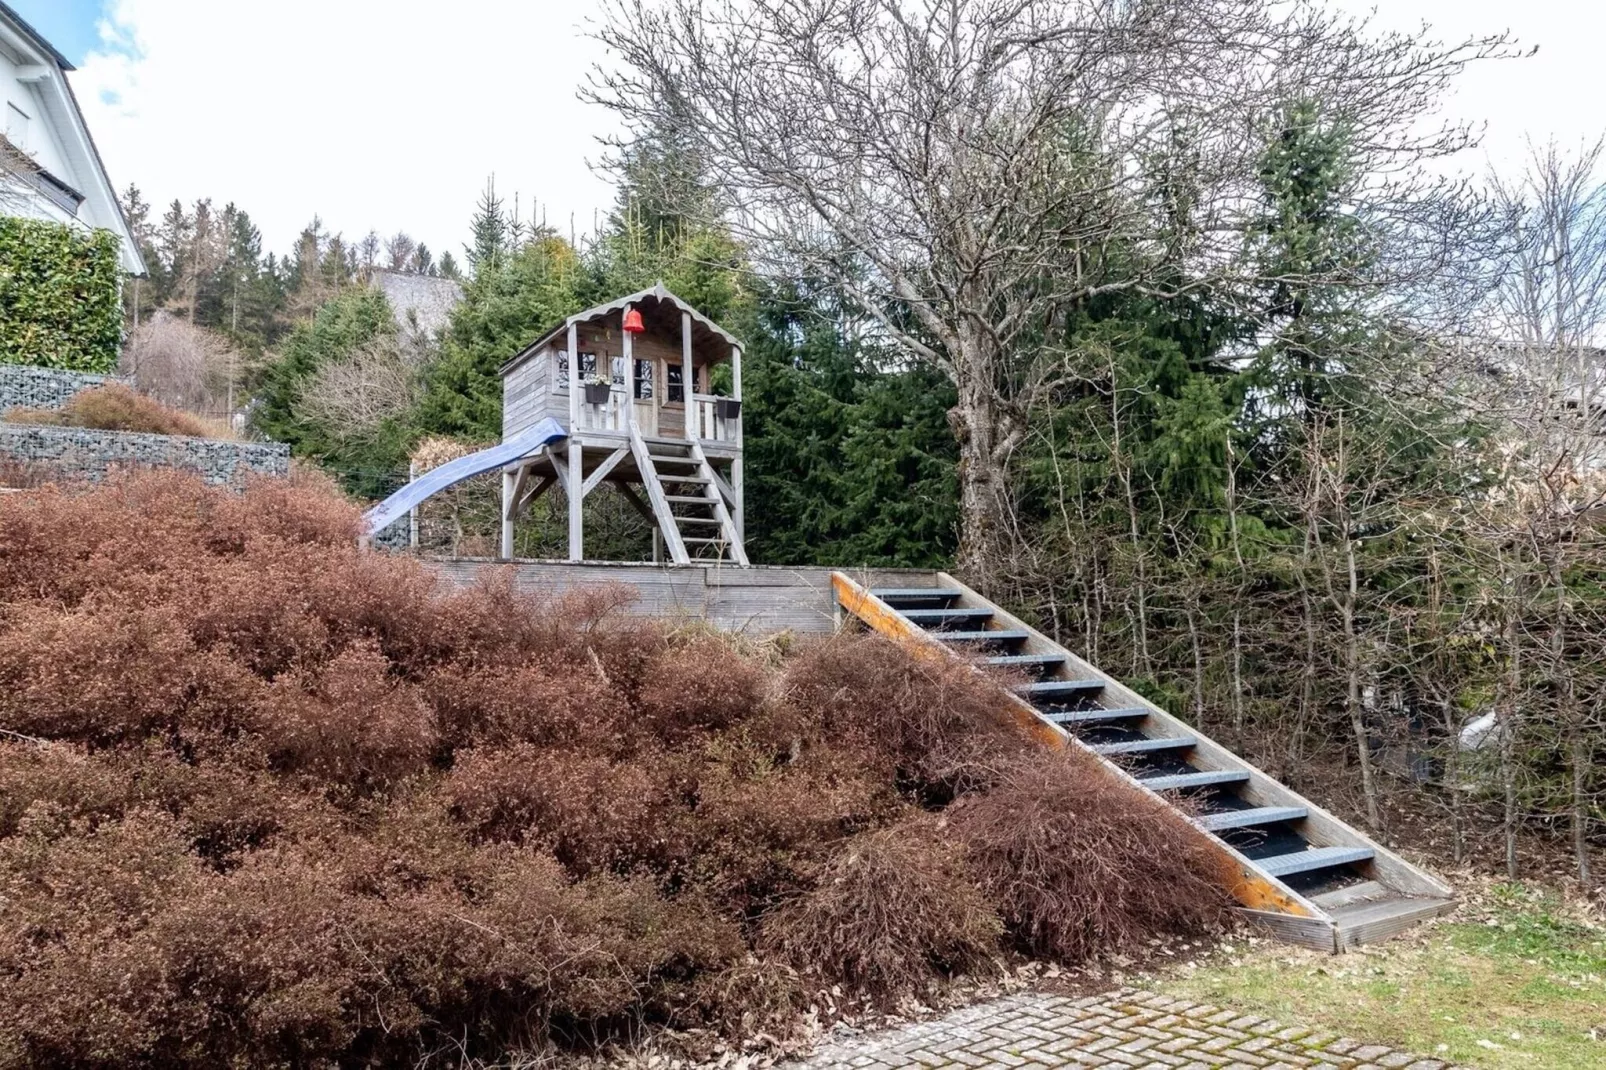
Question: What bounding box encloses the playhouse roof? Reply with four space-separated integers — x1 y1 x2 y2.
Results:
499 282 742 376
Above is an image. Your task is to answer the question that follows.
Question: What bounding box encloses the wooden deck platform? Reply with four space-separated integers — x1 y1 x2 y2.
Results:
424 559 939 634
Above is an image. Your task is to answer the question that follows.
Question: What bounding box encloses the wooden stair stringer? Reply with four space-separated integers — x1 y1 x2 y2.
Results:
687 439 749 566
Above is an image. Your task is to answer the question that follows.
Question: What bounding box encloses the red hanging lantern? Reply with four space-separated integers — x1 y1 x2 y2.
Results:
622 307 646 334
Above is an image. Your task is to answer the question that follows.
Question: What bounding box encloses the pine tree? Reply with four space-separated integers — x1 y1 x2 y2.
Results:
464 179 511 276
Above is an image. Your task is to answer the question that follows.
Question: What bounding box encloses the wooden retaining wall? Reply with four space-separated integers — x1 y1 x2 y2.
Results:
423 559 940 634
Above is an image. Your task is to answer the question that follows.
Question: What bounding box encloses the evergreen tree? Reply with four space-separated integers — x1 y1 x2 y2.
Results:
252 287 396 453
464 180 512 276
414 233 586 441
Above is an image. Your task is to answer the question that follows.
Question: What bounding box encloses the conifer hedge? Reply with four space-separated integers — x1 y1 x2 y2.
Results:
0 216 123 372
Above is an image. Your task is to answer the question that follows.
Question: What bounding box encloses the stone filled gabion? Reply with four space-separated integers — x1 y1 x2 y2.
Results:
0 365 132 413
0 424 289 488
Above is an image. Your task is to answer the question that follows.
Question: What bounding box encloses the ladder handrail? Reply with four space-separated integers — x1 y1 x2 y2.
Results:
688 439 750 567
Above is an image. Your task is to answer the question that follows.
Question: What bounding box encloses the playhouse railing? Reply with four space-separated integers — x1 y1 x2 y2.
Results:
689 393 740 445
576 386 631 434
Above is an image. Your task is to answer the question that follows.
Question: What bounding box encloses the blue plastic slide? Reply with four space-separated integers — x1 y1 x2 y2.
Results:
363 417 567 534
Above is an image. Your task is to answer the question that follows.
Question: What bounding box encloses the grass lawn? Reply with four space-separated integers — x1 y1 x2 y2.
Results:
1138 881 1605 1069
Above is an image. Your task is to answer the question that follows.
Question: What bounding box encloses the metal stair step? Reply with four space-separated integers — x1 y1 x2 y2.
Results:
985 653 1066 670
1309 880 1391 910
1198 806 1308 833
1046 707 1149 726
1258 846 1374 879
903 608 994 626
871 588 962 604
935 629 1030 644
1092 735 1196 756
1141 769 1250 792
1017 679 1105 699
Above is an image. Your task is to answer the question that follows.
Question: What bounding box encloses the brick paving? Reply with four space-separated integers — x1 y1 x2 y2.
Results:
790 988 1467 1069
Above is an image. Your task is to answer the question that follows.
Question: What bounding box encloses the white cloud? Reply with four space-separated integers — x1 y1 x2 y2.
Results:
70 0 1606 263
73 0 621 259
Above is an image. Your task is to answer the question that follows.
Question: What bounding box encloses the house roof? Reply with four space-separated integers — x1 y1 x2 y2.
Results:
499 282 743 376
0 2 146 275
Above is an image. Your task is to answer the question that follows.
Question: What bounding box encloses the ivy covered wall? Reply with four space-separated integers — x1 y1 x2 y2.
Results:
0 217 123 373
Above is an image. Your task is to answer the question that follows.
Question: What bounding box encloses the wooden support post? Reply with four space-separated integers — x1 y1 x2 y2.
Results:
732 456 744 545
622 304 638 433
730 343 743 541
567 322 580 432
567 441 583 561
500 468 516 560
682 310 695 442
408 460 419 549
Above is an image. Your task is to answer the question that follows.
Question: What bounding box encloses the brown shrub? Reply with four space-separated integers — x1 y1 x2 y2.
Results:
0 602 197 743
427 663 631 749
636 634 769 742
782 633 1030 796
5 383 225 438
952 752 1231 962
0 471 1235 1065
250 644 436 784
447 745 667 875
680 748 903 912
761 817 1001 1006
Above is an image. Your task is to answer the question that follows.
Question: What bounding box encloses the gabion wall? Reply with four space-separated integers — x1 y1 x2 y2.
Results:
0 364 132 413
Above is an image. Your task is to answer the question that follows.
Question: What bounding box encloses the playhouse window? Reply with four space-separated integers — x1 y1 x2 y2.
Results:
555 350 597 387
634 359 654 399
666 363 684 403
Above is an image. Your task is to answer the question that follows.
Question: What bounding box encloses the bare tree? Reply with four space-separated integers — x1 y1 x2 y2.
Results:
590 0 1509 585
120 312 241 416
1480 140 1606 883
296 338 418 445
385 231 419 273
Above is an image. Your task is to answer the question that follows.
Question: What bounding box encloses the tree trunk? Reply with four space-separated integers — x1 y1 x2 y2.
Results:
951 384 1013 594
1342 526 1382 830
950 327 1021 596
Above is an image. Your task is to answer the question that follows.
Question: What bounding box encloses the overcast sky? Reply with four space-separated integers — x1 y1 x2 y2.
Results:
13 0 1606 261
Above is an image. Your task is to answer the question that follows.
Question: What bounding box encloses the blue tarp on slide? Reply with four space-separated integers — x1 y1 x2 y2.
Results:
363 418 567 534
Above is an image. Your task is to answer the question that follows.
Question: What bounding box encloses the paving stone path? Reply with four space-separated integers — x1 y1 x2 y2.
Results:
791 988 1466 1069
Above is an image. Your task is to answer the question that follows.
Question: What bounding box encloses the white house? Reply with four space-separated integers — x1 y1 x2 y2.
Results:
0 2 143 274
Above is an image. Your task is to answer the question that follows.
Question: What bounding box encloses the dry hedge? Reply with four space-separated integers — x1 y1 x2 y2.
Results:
0 472 1226 1067
761 817 1002 1005
953 752 1233 962
4 383 229 439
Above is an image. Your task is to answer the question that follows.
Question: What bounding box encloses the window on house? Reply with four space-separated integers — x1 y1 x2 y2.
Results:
634 359 654 400
610 355 627 386
666 363 684 403
5 103 29 151
555 350 597 387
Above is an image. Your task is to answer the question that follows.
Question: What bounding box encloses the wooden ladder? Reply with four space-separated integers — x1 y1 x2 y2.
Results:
630 427 749 566
833 571 1456 952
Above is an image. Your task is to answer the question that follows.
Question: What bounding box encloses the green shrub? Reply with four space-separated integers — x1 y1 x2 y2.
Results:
0 216 123 372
